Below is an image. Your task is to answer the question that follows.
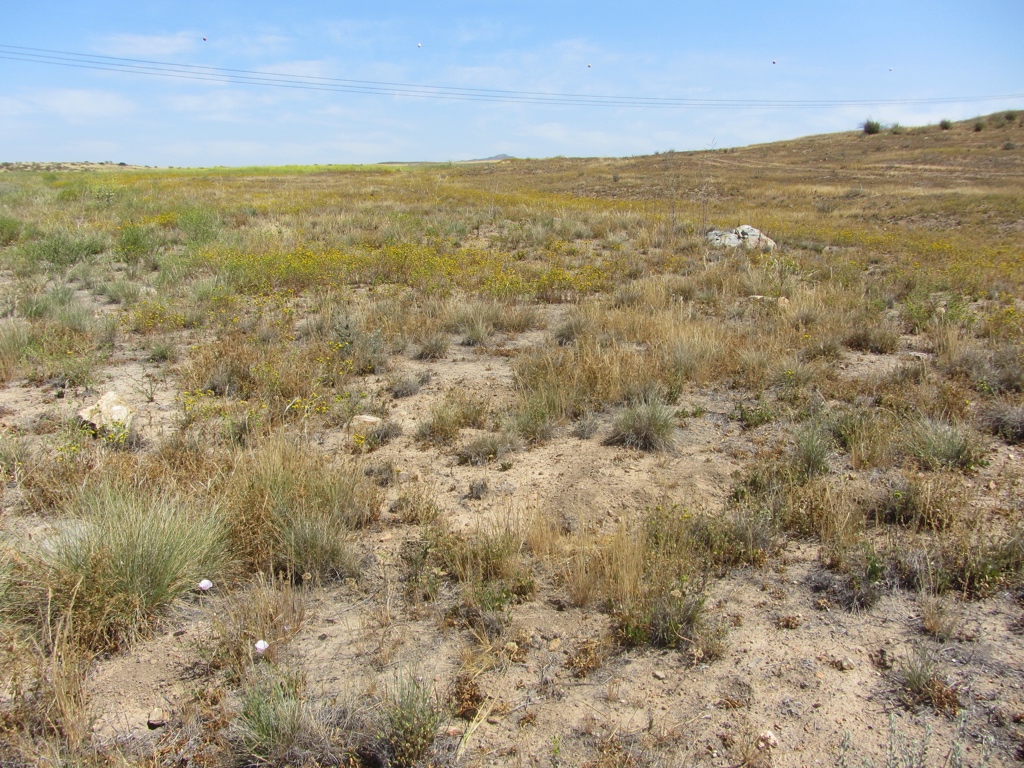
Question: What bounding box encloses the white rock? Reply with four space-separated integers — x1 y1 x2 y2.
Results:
78 392 134 431
348 414 383 432
706 225 776 251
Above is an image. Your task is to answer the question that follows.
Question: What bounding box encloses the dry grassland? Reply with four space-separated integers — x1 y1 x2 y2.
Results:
1 112 1023 767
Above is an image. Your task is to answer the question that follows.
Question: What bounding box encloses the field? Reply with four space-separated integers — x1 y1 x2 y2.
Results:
1 111 1023 767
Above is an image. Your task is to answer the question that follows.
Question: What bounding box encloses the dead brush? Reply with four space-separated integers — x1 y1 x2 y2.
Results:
896 643 960 715
0 611 92 761
201 573 306 684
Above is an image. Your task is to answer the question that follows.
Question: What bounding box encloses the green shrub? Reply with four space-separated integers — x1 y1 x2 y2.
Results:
939 118 953 130
974 120 985 132
378 673 444 768
862 119 882 135
0 215 22 245
21 229 106 268
114 224 151 263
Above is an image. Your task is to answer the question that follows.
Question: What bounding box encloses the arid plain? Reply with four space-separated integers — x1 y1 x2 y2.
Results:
1 112 1024 767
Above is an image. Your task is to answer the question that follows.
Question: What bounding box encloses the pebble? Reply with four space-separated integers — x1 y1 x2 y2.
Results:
147 708 166 729
653 670 667 680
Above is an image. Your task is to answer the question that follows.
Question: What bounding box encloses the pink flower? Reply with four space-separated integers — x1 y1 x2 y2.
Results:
198 579 213 591
254 640 269 655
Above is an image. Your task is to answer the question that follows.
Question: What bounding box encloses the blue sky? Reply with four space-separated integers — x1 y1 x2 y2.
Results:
2 1 1022 166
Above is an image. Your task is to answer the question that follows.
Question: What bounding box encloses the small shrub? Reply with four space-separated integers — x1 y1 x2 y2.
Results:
457 433 518 466
0 215 22 245
897 644 959 714
511 394 558 445
114 224 152 262
205 574 306 683
919 595 960 642
16 483 231 653
939 118 953 130
467 478 489 500
792 426 831 479
225 438 379 579
862 119 882 135
553 312 592 346
460 315 491 346
974 120 985 132
178 207 220 245
22 229 106 268
905 418 986 471
605 399 677 452
415 390 489 444
979 401 1024 444
235 666 344 767
734 400 774 429
572 412 599 439
844 322 900 354
414 332 449 360
361 421 402 452
148 339 178 363
388 370 430 398
378 673 444 768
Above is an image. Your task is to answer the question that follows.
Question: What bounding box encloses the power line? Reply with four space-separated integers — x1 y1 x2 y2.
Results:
2 43 1022 109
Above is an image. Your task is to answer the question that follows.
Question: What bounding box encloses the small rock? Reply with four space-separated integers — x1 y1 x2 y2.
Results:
348 414 383 432
486 716 500 725
757 730 778 750
147 708 166 729
547 638 562 652
653 670 667 681
78 391 134 432
446 726 464 737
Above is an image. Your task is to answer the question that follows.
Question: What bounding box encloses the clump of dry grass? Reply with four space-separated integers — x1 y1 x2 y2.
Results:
415 389 489 444
201 573 306 683
222 436 379 580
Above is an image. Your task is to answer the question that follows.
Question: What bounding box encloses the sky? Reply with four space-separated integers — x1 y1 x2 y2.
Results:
2 1 1022 166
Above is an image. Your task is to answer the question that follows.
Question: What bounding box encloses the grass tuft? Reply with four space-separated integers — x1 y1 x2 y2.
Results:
13 482 231 654
605 399 677 452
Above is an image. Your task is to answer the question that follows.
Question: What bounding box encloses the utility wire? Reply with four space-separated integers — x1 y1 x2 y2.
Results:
2 43 1022 109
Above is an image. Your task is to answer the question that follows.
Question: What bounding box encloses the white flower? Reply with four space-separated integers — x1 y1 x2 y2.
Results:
254 640 269 654
198 579 213 591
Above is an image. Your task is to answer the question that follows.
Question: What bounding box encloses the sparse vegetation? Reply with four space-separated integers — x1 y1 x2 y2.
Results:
1 113 1023 766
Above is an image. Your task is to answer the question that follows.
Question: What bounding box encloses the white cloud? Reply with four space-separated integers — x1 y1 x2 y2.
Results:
28 89 136 124
0 96 32 118
99 32 198 57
